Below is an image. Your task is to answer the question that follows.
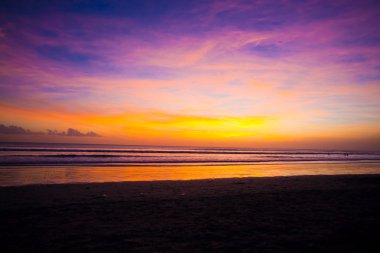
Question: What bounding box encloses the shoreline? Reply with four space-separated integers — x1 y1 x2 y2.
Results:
1 174 380 252
1 171 380 188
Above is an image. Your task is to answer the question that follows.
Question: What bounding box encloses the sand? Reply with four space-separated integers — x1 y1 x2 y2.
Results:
1 174 380 252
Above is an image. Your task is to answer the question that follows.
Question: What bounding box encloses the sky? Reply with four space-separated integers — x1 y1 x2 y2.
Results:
0 0 379 150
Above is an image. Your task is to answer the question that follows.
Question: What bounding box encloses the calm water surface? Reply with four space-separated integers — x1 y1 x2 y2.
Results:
1 143 380 186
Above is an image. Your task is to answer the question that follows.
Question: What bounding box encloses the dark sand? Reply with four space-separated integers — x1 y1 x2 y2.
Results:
1 174 380 252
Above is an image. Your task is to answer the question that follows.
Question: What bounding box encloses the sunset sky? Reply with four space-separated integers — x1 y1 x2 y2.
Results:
0 0 379 150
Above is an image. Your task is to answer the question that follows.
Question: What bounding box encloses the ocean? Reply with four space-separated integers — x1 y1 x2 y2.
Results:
1 142 380 186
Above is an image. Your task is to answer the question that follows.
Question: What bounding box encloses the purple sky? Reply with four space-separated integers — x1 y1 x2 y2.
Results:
0 0 379 149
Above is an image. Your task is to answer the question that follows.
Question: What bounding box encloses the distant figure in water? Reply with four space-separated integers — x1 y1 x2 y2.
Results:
344 153 349 156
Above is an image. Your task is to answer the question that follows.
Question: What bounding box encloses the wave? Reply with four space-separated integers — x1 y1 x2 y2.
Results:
1 144 380 166
1 157 380 166
6 154 154 158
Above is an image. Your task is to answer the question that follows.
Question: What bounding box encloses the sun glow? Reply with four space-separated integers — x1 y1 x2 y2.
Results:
87 112 278 139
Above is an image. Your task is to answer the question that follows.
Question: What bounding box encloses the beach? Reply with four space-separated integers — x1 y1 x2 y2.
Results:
2 0 380 252
1 174 379 252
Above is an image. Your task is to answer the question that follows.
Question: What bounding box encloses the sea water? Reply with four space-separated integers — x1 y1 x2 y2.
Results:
1 142 380 186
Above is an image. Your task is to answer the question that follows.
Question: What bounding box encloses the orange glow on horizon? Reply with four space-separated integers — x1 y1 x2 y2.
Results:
2 102 380 151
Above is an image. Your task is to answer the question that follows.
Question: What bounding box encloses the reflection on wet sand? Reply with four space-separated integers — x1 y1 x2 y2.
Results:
1 162 380 186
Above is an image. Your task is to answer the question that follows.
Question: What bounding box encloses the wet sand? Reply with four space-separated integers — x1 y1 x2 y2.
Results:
1 174 380 252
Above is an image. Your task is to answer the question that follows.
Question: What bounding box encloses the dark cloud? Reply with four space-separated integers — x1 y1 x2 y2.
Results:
0 124 101 137
0 124 40 135
66 128 100 137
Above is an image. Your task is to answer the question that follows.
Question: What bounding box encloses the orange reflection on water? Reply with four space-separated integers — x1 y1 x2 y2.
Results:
1 162 380 186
